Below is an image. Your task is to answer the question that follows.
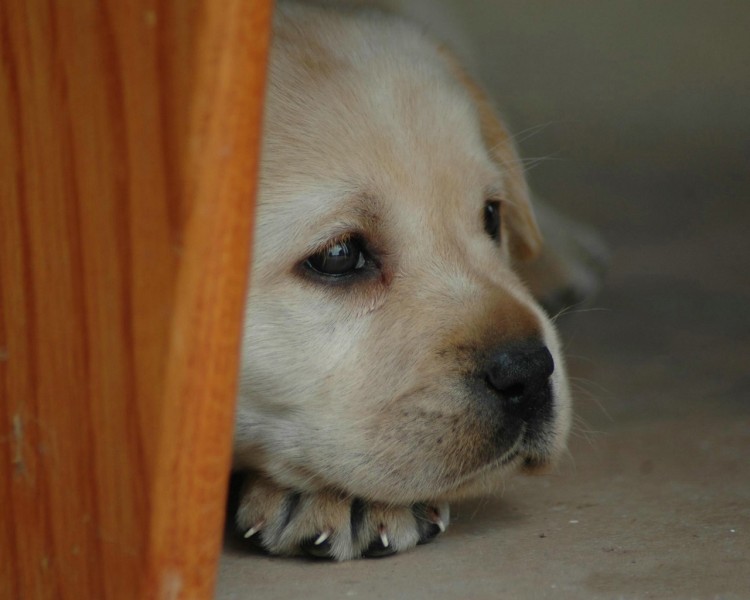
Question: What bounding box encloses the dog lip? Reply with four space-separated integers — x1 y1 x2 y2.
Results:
447 444 523 493
499 449 521 465
468 420 552 479
493 423 526 461
460 427 526 484
433 427 548 499
494 443 524 469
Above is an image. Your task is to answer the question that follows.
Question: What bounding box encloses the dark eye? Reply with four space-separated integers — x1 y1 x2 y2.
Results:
483 200 502 242
305 238 367 276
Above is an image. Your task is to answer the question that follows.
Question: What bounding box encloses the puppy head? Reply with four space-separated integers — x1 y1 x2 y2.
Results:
235 3 570 504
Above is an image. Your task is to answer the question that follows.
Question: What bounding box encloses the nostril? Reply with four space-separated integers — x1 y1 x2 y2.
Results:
495 382 525 403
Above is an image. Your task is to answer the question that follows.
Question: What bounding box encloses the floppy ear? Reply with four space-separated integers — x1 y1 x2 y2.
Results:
475 91 543 262
439 50 543 262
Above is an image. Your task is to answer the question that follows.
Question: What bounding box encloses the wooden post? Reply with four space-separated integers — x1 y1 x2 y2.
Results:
0 1 272 598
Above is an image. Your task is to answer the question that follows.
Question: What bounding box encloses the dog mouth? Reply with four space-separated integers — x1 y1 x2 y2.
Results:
495 427 526 466
450 427 527 488
444 421 556 496
494 431 534 469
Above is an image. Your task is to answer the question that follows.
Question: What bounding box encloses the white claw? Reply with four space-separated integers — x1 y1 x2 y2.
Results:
244 520 264 539
427 507 447 533
379 529 389 548
314 530 331 546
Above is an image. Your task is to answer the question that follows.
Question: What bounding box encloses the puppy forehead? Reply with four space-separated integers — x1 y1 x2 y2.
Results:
264 6 502 194
255 4 520 278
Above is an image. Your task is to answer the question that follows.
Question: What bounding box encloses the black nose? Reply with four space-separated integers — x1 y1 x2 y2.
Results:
485 343 555 422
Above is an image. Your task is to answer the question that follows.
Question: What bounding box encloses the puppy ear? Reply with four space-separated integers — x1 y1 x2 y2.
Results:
478 97 542 262
440 51 543 261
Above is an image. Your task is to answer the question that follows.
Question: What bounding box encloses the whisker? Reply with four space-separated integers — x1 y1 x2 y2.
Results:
564 354 599 364
550 303 576 323
570 414 607 438
569 376 614 397
560 447 577 474
522 154 563 174
491 151 564 173
551 304 611 324
507 120 561 144
568 378 614 422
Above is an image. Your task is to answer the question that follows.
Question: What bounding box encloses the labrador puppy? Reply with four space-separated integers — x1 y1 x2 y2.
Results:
231 1 572 560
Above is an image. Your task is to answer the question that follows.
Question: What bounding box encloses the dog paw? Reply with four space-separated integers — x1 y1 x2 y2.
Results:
234 472 449 560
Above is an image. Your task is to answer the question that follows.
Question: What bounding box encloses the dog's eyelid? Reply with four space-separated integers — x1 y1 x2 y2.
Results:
484 179 505 198
300 219 373 255
307 230 370 259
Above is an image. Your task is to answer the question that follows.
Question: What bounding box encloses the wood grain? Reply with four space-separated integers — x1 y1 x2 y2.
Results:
0 1 272 598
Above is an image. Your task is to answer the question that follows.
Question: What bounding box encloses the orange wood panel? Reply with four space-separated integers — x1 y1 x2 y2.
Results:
0 1 272 598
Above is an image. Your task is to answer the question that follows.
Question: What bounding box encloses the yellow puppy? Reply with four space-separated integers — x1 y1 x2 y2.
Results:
232 1 571 560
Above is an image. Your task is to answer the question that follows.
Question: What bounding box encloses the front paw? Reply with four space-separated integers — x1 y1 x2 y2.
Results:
234 472 449 560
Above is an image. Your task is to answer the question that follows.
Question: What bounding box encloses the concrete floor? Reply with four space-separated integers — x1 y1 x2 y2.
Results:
217 2 750 598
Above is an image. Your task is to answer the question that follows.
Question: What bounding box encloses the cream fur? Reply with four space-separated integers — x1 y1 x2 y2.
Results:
232 1 571 559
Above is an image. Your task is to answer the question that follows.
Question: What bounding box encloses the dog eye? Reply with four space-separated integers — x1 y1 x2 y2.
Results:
305 238 367 276
483 200 502 242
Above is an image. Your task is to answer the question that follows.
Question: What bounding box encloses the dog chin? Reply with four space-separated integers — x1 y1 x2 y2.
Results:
431 459 522 503
435 449 556 503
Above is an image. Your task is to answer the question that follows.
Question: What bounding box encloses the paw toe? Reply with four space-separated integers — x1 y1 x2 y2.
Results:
362 535 399 558
234 473 450 560
412 502 450 546
300 532 335 559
